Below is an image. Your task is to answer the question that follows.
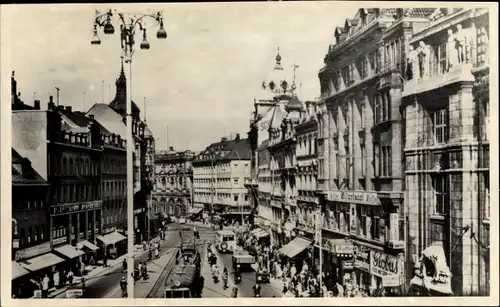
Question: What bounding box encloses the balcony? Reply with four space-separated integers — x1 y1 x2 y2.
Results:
403 62 474 98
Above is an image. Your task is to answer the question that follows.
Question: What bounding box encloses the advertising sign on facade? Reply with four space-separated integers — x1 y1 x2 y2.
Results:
327 191 381 206
370 250 402 278
15 241 51 261
343 260 354 270
354 245 370 272
349 204 357 235
389 213 399 242
51 201 103 215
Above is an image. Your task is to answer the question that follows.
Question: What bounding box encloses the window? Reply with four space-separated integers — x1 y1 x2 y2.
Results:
342 66 351 86
380 146 392 177
374 92 391 124
40 226 44 240
233 178 239 185
432 174 448 215
431 42 447 76
358 57 368 79
234 195 239 202
27 227 32 244
361 145 366 177
244 194 249 201
432 108 448 144
482 172 490 220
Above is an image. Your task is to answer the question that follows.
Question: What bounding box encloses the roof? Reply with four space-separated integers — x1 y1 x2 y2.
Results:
144 126 153 138
286 95 303 111
257 139 270 151
12 148 48 185
219 138 252 161
407 8 437 18
165 264 198 289
86 103 126 138
269 105 285 130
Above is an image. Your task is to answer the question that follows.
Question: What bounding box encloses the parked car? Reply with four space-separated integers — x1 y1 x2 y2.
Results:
178 217 186 224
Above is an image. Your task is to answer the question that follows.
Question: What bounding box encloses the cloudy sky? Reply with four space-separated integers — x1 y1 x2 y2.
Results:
3 3 358 151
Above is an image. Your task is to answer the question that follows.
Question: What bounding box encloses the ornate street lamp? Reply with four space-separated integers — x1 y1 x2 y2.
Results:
91 8 166 299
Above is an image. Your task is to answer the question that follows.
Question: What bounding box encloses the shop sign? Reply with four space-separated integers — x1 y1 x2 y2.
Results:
354 246 370 272
79 232 84 239
51 201 103 215
370 250 401 277
13 239 19 249
53 236 68 245
327 191 380 206
349 204 357 235
389 213 399 242
343 260 354 270
382 274 402 287
15 241 51 261
335 244 354 254
87 230 92 236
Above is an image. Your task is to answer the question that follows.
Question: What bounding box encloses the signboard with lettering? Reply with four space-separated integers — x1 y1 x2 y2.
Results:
382 274 402 287
15 241 51 261
51 201 103 216
354 245 370 272
335 243 354 254
349 204 357 235
53 236 68 245
343 260 354 270
389 213 399 242
327 191 380 206
370 250 402 278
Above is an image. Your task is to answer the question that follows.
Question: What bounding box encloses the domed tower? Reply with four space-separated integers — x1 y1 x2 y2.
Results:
262 46 291 100
109 57 141 120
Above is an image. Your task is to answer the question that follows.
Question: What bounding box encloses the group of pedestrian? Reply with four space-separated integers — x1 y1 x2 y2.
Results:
28 268 78 298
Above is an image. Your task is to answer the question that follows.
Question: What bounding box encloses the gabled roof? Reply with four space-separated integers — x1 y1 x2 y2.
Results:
269 105 285 130
220 138 252 161
257 139 270 151
86 103 126 138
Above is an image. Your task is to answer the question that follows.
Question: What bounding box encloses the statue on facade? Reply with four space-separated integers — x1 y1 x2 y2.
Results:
447 29 459 70
406 45 418 80
417 41 430 79
455 24 466 63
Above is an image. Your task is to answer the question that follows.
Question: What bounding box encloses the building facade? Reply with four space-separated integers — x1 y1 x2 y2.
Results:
402 8 490 296
295 101 319 244
193 135 252 225
153 147 195 218
317 8 437 294
87 60 153 242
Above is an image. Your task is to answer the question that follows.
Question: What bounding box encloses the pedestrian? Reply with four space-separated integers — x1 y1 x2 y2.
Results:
67 270 74 285
123 258 127 272
53 270 60 289
41 274 50 298
103 255 108 267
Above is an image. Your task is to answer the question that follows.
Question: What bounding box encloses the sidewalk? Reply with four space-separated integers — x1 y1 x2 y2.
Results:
132 248 177 298
200 242 230 298
48 244 145 298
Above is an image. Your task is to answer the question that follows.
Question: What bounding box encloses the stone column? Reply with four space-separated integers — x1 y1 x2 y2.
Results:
67 214 72 245
76 212 80 244
49 215 54 249
84 211 89 239
92 210 96 239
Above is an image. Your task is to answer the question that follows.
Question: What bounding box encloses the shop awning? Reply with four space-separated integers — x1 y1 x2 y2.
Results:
19 253 65 272
251 228 263 235
54 244 86 259
255 230 270 238
96 231 127 246
279 237 312 258
77 240 99 252
12 261 30 279
188 207 203 215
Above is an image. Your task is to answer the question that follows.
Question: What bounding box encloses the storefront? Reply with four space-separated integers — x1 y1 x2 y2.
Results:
187 207 203 221
53 244 85 275
96 231 127 259
278 236 313 271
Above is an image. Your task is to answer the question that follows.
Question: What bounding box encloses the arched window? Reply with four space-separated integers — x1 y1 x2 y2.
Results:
69 158 74 174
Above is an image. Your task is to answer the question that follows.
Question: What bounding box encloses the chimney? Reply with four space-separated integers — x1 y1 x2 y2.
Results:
47 96 55 110
235 133 241 141
65 106 72 112
169 146 174 151
57 105 64 111
11 71 17 104
34 100 40 110
88 114 94 119
221 137 227 142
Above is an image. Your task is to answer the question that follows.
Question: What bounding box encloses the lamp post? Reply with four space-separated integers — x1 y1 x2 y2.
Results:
91 8 167 298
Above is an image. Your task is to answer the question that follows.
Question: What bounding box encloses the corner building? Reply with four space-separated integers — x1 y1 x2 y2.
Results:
402 8 490 296
318 8 436 294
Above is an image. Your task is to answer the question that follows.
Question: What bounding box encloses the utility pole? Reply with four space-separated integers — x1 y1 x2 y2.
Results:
83 92 87 111
144 97 147 123
166 125 169 150
101 80 104 103
55 87 60 106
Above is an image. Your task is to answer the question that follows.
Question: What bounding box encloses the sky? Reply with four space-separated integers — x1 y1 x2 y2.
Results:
3 3 358 151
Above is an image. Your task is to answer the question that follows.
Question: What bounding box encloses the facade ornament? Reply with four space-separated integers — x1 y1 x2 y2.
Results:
447 29 459 69
417 41 430 79
455 24 466 63
406 45 417 80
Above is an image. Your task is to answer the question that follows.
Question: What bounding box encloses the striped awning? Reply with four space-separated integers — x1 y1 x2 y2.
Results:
96 231 127 246
279 237 312 258
77 240 99 252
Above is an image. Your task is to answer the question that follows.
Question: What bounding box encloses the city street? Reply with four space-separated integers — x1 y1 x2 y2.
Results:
147 223 218 298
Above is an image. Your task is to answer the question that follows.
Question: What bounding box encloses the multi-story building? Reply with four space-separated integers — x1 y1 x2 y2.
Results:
143 126 156 238
295 101 319 243
193 135 252 226
317 8 436 294
11 148 50 298
153 146 195 218
12 95 108 285
87 60 152 243
401 8 490 296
